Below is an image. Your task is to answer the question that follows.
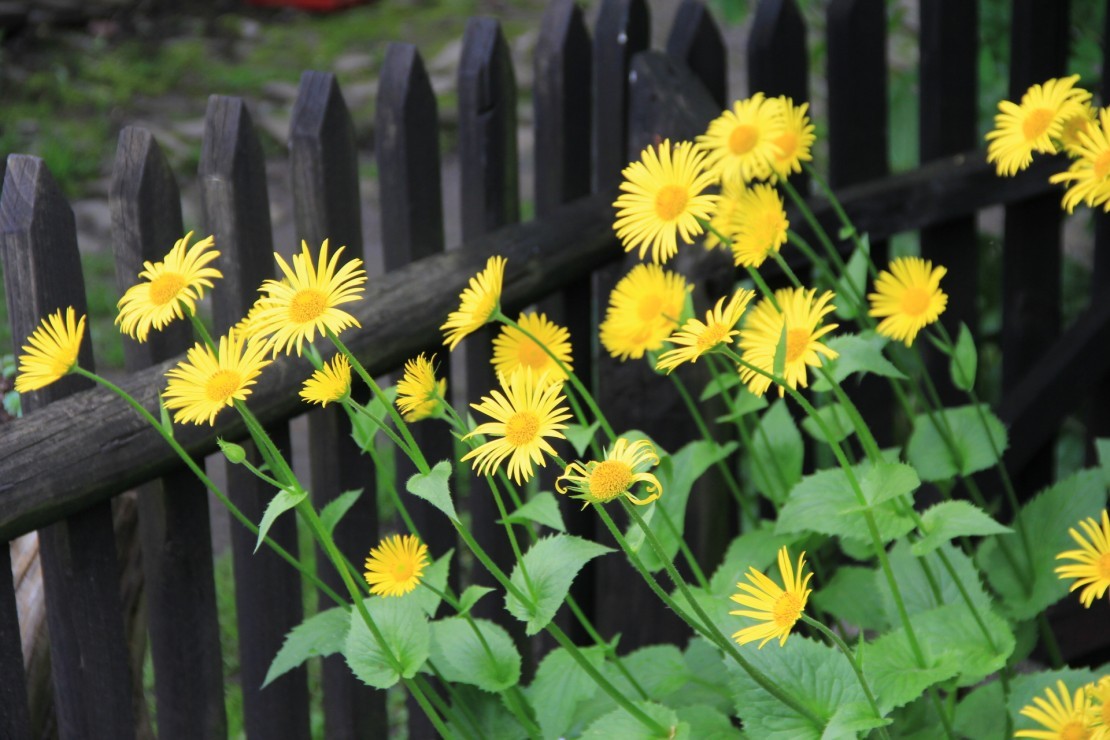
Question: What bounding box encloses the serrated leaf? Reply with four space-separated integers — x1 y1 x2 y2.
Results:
612 645 688 699
504 535 612 635
950 323 977 391
715 386 769 423
709 525 802 597
859 461 920 507
256 488 306 553
565 421 601 457
349 386 398 452
911 501 1010 556
906 404 1008 481
526 645 607 739
406 460 458 523
750 400 804 505
822 701 891 738
408 549 452 618
264 605 349 687
834 240 870 320
343 596 429 689
810 566 890 633
318 489 362 536
581 702 685 739
456 585 494 615
700 372 742 401
954 680 1006 740
813 332 907 390
800 402 852 445
661 639 734 714
429 617 521 692
501 491 566 532
445 684 526 738
879 541 994 618
675 704 742 739
774 323 788 379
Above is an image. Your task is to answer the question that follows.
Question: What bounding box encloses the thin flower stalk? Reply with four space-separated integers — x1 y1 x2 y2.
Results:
770 250 805 290
698 217 782 312
801 615 891 740
802 162 881 282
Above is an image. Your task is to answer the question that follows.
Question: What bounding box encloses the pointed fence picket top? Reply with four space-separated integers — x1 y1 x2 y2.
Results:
593 0 650 191
0 155 135 739
666 0 727 109
289 71 385 740
109 127 226 740
198 95 311 740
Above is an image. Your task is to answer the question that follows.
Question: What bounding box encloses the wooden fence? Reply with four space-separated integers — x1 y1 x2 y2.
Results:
1 0 1109 736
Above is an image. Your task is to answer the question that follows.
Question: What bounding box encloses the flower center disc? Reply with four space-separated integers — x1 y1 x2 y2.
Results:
289 289 327 324
206 370 242 403
1058 722 1090 740
729 124 758 155
589 460 633 500
785 328 810 363
773 132 797 162
654 185 689 222
1022 108 1054 141
1098 551 1110 580
638 294 664 322
505 411 540 446
697 323 732 351
899 286 932 317
772 591 803 628
51 351 78 378
516 339 548 370
1094 151 1110 180
393 563 414 581
149 273 187 306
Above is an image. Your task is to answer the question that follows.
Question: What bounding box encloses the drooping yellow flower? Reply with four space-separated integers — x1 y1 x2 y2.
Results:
1015 680 1097 740
300 354 351 408
14 307 86 393
704 178 746 250
116 232 221 343
732 184 790 268
738 288 839 397
697 94 786 184
1050 109 1110 213
612 139 719 264
395 353 446 422
162 330 272 425
1087 676 1110 740
442 255 507 351
599 264 690 361
986 75 1092 176
556 438 662 508
868 257 948 347
730 547 813 648
363 534 429 597
492 312 573 386
766 96 816 179
1055 509 1110 608
461 367 572 484
249 240 367 357
656 289 755 373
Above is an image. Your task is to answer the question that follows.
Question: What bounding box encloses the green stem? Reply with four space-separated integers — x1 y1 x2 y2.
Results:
800 615 890 739
485 473 538 601
771 250 804 289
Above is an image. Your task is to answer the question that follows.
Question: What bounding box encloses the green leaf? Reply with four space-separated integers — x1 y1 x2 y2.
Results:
750 400 804 505
911 501 1010 556
661 639 734 714
343 596 429 689
429 617 521 692
581 702 685 740
1096 438 1110 485
978 468 1108 620
675 705 742 739
955 681 1006 740
408 550 452 618
255 488 306 554
834 238 870 320
773 323 788 379
800 402 852 445
264 605 349 687
445 684 526 738
565 421 601 457
700 371 742 401
349 386 398 452
813 332 907 390
501 491 566 532
950 323 977 391
709 525 802 597
406 460 458 523
218 437 246 464
880 541 994 618
714 386 769 423
456 585 494 615
526 645 607 739
157 395 173 437
810 566 890 633
504 535 612 635
318 489 362 536
906 404 1008 481
612 645 688 699
859 461 920 507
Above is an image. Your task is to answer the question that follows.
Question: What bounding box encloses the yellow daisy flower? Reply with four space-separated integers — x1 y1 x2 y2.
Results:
704 178 745 250
442 255 507 351
1087 676 1110 740
599 264 690 361
162 330 272 426
556 438 662 508
732 184 790 268
1055 509 1110 608
1015 680 1097 740
14 307 86 393
492 312 573 385
363 534 429 597
697 93 786 184
612 139 719 264
249 240 367 357
300 354 351 407
116 232 221 343
868 257 948 347
738 287 839 398
656 288 756 373
1059 101 1097 156
395 353 446 422
766 96 816 179
1050 109 1110 213
730 546 813 648
461 367 572 485
986 75 1092 176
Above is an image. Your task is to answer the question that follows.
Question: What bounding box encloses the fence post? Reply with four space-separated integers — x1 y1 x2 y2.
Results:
593 0 650 191
666 0 727 109
289 71 385 740
0 155 136 739
1090 0 1110 449
198 96 311 740
0 546 29 738
109 127 227 740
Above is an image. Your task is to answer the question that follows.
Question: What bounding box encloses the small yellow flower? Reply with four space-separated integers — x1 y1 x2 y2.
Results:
442 255 507 351
1050 108 1110 213
300 354 351 407
1059 101 1097 156
1087 676 1110 740
363 534 429 597
395 353 446 422
766 96 815 179
116 232 221 342
599 264 691 361
730 547 813 648
738 288 839 397
697 94 786 184
868 257 948 347
1014 680 1097 740
731 184 789 268
556 438 662 508
492 312 573 386
656 289 755 373
704 178 746 250
986 75 1092 176
14 307 86 393
162 330 272 426
1055 509 1110 608
612 139 719 264
461 367 572 484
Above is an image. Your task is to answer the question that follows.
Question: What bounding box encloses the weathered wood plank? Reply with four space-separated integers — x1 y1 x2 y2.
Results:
0 155 135 740
198 95 310 740
0 546 30 740
109 126 226 740
593 0 650 191
666 0 726 109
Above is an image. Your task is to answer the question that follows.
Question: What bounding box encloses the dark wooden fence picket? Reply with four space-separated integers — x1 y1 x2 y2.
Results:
0 155 136 739
0 547 30 739
198 96 311 740
109 127 227 740
1090 0 1110 450
593 0 650 192
666 0 727 109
